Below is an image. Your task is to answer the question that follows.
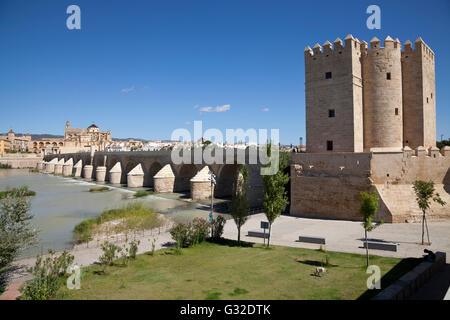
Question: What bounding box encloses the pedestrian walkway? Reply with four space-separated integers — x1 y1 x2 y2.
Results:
222 213 450 260
0 283 22 300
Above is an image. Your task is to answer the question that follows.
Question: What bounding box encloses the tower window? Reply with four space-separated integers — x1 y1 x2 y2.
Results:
325 72 332 79
431 93 433 99
327 140 333 151
328 109 335 118
427 98 429 103
387 73 391 80
395 108 399 115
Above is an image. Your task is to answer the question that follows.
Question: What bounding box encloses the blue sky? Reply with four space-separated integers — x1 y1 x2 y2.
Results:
0 0 449 144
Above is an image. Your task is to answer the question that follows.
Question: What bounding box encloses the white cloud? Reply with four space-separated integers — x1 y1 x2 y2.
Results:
199 104 231 113
262 107 270 112
121 86 135 93
193 104 199 109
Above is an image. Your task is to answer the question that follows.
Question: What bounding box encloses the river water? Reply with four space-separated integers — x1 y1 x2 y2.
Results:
0 169 225 258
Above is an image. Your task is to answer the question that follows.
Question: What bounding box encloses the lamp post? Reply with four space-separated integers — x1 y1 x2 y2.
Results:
208 170 216 237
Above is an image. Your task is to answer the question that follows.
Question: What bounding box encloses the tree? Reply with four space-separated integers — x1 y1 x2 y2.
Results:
261 143 290 247
360 190 382 267
436 139 450 149
0 186 38 292
413 180 446 245
229 166 250 245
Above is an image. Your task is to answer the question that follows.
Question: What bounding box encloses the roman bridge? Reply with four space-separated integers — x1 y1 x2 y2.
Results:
40 149 269 207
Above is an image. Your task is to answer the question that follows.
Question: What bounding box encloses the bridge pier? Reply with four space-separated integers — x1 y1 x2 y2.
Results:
153 164 175 193
109 162 122 184
96 166 107 182
46 158 58 173
73 160 82 177
127 164 144 188
62 158 74 176
190 166 211 201
83 165 93 180
54 158 65 175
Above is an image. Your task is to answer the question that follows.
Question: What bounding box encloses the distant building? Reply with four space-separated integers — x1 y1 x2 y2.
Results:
0 129 31 153
0 139 12 154
29 121 113 154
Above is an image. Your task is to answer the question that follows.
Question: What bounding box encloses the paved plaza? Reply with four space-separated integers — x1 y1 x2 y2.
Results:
222 213 450 261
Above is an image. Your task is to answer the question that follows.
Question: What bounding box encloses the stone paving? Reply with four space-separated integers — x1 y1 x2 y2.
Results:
222 213 450 261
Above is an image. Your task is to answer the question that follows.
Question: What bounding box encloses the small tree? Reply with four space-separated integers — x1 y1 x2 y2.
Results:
0 186 38 292
261 143 290 247
229 166 250 245
413 180 446 245
360 190 382 267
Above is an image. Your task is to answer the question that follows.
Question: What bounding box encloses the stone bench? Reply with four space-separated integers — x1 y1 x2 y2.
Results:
298 236 326 245
362 241 398 252
247 230 269 239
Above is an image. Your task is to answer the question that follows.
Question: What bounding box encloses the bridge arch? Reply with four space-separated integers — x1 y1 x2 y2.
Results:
175 164 197 192
215 164 241 198
147 161 163 188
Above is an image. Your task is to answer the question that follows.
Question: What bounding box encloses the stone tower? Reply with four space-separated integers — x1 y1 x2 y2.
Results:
304 34 364 153
401 38 436 150
304 35 436 153
362 36 403 151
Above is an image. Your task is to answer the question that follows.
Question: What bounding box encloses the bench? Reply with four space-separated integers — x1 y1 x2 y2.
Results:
362 241 398 252
298 236 326 245
247 230 269 239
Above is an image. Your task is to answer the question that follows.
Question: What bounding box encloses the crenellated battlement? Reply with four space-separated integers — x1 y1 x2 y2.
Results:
361 36 402 58
304 34 362 59
402 146 450 158
306 35 435 60
402 37 435 61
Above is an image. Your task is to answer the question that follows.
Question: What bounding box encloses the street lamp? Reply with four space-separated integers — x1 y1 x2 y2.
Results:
208 170 217 237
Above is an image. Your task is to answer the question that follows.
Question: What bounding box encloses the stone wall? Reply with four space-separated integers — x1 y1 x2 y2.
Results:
290 148 450 222
0 155 42 169
290 152 373 220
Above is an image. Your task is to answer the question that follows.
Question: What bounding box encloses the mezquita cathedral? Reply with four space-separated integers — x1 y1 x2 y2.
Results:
2 121 112 154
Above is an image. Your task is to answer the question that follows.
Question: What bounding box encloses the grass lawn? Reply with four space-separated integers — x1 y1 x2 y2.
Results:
56 240 420 300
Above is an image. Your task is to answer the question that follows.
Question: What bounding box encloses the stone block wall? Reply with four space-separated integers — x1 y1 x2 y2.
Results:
290 149 450 222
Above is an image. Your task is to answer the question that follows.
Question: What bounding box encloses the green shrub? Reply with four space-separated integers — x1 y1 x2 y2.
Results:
129 240 140 260
211 215 226 240
0 164 12 169
20 250 74 300
169 217 211 249
134 190 153 198
99 241 122 271
149 237 157 256
89 186 110 192
192 217 210 244
0 186 36 199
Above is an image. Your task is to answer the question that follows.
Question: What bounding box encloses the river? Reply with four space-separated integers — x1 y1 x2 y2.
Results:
0 169 226 258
